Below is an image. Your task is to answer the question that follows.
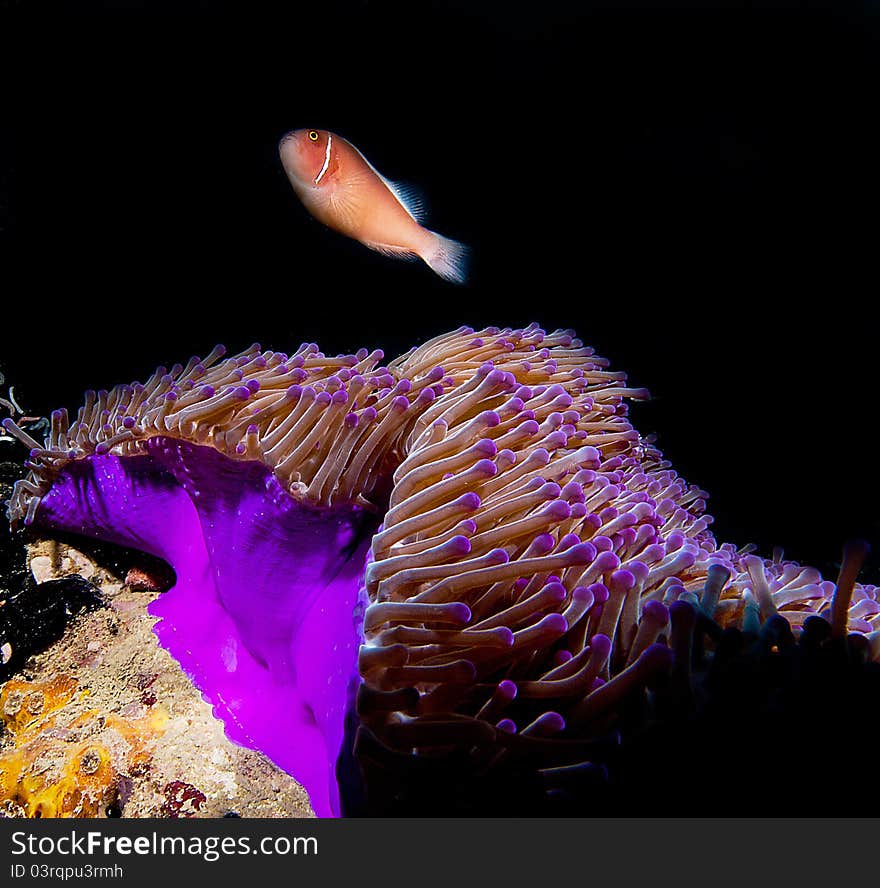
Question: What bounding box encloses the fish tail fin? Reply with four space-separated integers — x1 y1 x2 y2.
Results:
423 231 469 285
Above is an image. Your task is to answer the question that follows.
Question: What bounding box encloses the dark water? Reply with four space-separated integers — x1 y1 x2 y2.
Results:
1 0 878 582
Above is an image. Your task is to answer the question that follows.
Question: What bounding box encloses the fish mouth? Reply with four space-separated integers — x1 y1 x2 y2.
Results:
278 130 298 150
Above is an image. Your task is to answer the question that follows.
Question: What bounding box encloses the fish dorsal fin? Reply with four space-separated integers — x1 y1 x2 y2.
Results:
382 179 428 223
350 143 429 223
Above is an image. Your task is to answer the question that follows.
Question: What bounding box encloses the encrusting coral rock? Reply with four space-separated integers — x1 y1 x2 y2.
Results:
0 674 167 817
2 324 877 816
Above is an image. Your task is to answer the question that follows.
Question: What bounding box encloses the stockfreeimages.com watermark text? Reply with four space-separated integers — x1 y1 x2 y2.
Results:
10 830 318 864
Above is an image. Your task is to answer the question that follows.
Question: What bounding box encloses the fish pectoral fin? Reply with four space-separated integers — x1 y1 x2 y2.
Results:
327 184 364 231
362 241 419 262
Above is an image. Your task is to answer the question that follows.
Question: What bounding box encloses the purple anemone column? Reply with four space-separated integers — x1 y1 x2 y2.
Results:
34 438 375 817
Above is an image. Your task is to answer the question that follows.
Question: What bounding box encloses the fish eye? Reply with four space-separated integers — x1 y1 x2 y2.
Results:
308 130 319 142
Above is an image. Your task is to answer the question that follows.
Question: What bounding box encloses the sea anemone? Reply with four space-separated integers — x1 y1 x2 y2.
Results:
3 324 877 816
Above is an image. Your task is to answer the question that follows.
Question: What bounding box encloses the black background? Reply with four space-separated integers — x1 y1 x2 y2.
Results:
1 0 878 581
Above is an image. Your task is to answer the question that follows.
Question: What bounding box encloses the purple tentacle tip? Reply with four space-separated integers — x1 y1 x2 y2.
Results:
450 602 472 624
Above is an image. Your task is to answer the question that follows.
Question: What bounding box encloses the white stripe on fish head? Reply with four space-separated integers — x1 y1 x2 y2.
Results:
314 133 333 185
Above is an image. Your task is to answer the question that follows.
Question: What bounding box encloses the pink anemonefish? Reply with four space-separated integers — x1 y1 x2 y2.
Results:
279 128 468 284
